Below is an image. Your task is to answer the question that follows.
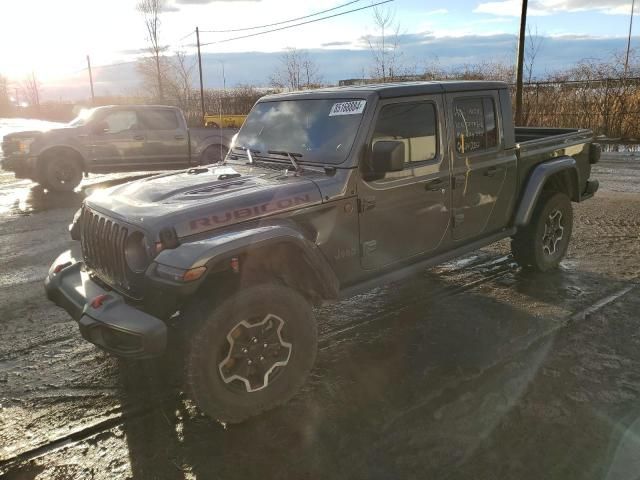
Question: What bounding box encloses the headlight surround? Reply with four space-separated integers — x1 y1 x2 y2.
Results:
18 138 35 154
124 231 149 273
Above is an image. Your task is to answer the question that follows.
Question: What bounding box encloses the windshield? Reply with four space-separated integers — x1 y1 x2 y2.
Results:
67 108 97 127
233 98 367 165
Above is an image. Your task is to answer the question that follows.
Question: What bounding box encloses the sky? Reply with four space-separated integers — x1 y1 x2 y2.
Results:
0 0 638 100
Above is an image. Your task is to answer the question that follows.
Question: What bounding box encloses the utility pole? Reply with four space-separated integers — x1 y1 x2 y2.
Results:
196 27 206 125
515 0 528 125
625 0 636 76
86 55 95 105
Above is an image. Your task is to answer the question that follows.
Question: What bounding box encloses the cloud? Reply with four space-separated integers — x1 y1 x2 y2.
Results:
321 41 352 47
474 0 639 17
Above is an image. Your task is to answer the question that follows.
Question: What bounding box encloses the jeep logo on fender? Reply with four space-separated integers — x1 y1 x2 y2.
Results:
187 194 313 234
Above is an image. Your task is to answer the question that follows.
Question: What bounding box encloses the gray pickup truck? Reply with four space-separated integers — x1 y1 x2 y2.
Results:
45 81 600 422
1 105 236 191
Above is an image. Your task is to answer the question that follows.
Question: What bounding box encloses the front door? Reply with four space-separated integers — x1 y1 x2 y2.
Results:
358 96 451 270
446 91 516 241
87 109 147 170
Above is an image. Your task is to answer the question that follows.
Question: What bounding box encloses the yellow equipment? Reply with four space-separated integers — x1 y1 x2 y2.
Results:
204 114 247 129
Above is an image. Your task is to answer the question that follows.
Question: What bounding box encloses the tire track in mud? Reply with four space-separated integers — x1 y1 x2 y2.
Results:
318 256 516 346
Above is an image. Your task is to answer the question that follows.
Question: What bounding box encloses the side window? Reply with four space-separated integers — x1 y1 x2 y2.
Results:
140 109 179 130
453 97 498 154
371 102 438 165
103 110 138 134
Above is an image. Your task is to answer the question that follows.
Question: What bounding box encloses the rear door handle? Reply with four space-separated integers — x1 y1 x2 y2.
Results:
133 135 146 141
425 178 445 191
175 135 186 140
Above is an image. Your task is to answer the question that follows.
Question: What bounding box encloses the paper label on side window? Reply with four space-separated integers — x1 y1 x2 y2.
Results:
329 100 366 116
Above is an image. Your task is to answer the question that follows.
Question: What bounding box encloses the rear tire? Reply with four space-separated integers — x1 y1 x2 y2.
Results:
200 144 227 165
185 284 317 423
41 154 82 192
511 191 573 271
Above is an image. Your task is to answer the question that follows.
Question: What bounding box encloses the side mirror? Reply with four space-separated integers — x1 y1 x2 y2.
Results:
91 121 108 135
369 140 405 179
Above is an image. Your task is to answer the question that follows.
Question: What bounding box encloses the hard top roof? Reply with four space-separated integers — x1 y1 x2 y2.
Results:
261 80 509 102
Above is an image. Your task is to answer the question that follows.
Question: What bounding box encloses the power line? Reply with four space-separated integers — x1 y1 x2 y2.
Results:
200 0 363 33
198 0 395 47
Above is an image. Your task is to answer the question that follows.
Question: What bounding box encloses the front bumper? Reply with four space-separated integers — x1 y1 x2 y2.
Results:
44 249 167 359
1 154 36 178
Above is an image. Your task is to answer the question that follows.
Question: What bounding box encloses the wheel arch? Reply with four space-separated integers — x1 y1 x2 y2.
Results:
37 145 87 172
152 223 340 305
514 156 579 227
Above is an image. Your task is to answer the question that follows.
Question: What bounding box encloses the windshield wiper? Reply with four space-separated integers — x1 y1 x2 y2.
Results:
268 150 303 174
233 146 260 165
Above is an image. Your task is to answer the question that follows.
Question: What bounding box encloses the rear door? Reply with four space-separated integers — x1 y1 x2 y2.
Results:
446 91 516 241
358 96 451 270
138 108 190 168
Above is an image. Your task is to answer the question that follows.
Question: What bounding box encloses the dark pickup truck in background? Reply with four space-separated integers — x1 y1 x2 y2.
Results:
1 105 237 191
45 81 600 423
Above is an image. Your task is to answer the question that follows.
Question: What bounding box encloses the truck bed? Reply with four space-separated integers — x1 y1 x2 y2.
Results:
515 127 592 149
515 126 594 199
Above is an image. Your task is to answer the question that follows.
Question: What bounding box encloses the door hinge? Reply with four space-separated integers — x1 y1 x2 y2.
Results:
358 196 376 213
361 240 377 257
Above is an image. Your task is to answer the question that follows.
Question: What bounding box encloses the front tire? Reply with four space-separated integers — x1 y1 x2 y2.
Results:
41 154 82 192
185 284 317 423
511 191 573 271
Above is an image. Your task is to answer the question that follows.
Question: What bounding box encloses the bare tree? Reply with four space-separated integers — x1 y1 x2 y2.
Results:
137 0 166 100
269 48 322 91
367 6 402 82
525 24 544 83
168 51 196 110
21 72 41 109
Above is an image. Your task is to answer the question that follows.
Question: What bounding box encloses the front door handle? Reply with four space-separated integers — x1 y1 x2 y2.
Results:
133 135 146 141
425 178 445 191
484 166 502 177
175 135 186 140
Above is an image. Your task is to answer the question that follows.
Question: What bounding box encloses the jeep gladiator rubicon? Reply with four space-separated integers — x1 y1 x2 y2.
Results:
2 105 235 192
45 81 600 422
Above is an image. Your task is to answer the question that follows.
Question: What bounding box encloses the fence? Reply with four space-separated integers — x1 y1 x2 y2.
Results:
511 77 640 140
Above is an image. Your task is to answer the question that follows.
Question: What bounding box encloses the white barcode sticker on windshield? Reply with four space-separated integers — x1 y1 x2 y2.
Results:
329 100 366 116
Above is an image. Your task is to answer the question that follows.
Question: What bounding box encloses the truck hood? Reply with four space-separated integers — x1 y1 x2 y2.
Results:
4 126 79 141
85 162 324 239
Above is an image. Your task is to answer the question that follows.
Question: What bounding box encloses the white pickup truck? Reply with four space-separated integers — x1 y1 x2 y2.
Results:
1 105 237 191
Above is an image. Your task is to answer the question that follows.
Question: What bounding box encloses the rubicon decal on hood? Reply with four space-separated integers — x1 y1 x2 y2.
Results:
181 194 314 236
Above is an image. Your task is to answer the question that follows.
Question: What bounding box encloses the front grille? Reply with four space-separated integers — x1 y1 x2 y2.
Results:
80 208 133 296
1 139 19 159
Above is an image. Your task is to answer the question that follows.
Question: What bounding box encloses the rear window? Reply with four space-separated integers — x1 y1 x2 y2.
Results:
453 97 498 154
140 109 179 130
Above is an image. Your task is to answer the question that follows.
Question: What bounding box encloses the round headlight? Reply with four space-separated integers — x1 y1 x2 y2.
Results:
124 231 148 273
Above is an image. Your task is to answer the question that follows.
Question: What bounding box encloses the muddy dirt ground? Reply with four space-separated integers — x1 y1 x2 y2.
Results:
0 154 639 480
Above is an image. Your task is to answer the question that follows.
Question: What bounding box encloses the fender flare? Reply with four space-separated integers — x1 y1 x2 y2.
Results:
151 223 340 300
514 156 579 227
38 145 87 170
